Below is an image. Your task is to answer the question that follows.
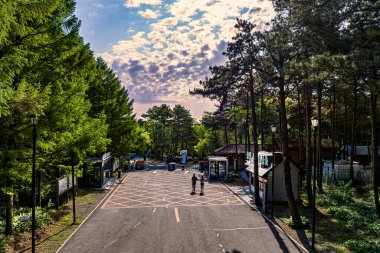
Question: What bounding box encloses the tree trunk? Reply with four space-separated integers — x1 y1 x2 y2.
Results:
37 170 42 207
235 126 238 171
317 81 323 192
224 124 229 146
305 83 313 207
260 84 265 150
279 74 302 226
350 78 358 182
344 104 348 160
249 70 260 205
246 93 251 152
5 176 13 235
331 81 336 182
371 81 380 218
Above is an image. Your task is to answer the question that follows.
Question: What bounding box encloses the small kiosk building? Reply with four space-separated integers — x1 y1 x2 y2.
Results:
205 156 228 181
246 151 300 210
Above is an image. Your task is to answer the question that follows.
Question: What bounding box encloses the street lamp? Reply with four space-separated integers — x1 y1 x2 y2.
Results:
71 153 76 224
311 116 319 251
30 114 38 253
271 125 276 218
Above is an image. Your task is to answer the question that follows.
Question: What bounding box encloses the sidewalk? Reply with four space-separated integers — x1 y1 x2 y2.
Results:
225 182 256 206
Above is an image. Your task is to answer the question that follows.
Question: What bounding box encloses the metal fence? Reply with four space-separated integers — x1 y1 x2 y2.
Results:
322 161 372 182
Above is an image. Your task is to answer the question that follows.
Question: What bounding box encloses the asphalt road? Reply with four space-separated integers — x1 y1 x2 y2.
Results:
58 169 307 253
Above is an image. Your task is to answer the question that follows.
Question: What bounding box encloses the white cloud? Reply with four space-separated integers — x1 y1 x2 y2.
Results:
138 9 161 19
124 0 162 8
88 12 99 18
102 0 275 119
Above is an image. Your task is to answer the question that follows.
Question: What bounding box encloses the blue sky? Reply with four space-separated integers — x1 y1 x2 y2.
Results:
75 0 274 119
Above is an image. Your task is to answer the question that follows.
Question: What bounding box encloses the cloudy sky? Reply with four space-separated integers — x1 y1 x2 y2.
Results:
75 0 274 119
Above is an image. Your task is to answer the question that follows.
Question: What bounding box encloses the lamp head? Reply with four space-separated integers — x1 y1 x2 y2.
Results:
271 125 276 133
30 114 38 126
311 116 319 127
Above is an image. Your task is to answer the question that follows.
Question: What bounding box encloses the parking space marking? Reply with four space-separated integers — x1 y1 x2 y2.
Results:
101 174 129 209
133 221 141 229
101 171 245 209
174 207 180 223
212 227 269 231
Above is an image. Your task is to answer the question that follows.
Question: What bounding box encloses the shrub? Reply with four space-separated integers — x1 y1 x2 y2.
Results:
0 218 6 253
368 222 380 237
344 239 380 253
0 233 7 253
286 216 309 229
316 193 337 207
348 216 370 230
13 207 52 233
328 182 355 205
230 172 240 179
325 206 358 220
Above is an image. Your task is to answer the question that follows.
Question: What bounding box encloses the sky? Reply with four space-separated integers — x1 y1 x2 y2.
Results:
74 0 275 120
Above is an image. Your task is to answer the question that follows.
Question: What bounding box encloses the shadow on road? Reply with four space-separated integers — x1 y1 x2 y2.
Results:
262 216 309 253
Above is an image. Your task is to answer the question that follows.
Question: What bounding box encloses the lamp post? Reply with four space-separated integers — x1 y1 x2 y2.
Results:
71 152 76 223
271 125 276 218
311 116 319 251
30 115 38 253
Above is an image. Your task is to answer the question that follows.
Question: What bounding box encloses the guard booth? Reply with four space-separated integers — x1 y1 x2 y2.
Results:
206 156 228 181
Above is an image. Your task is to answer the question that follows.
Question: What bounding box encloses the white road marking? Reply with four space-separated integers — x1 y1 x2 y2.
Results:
227 199 230 203
174 207 180 223
222 249 225 253
217 233 219 237
213 227 269 231
184 171 188 174
133 221 141 229
166 204 168 208
163 197 166 201
153 208 156 213
153 170 157 174
103 239 117 249
219 244 223 248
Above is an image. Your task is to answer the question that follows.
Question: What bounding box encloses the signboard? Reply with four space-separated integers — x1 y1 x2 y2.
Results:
57 174 77 197
180 150 187 164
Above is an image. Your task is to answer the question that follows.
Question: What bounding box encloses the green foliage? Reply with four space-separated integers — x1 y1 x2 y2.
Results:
344 239 380 253
285 215 309 229
317 182 380 240
13 207 52 233
326 206 358 220
317 182 356 206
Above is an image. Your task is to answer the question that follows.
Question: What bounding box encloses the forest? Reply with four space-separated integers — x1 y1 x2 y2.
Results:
0 0 379 252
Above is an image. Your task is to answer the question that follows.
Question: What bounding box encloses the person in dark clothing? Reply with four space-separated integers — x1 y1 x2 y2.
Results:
200 176 204 196
191 173 197 195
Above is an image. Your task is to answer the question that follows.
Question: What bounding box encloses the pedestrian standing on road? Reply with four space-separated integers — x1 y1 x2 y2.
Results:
191 173 197 195
200 176 204 196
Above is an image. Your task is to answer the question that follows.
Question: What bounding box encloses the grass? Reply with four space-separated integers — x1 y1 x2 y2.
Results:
5 188 110 253
295 181 380 253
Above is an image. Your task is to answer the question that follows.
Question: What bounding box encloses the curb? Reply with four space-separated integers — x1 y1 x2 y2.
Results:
55 173 129 253
220 181 310 253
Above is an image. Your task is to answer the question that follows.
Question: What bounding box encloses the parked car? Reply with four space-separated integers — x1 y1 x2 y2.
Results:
135 160 145 170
